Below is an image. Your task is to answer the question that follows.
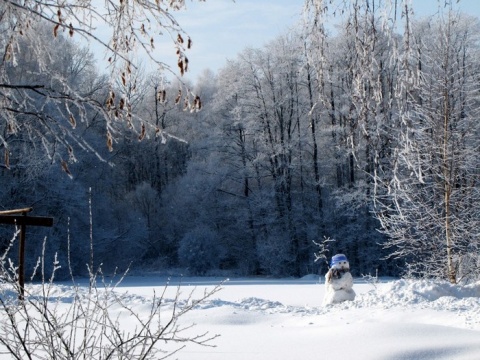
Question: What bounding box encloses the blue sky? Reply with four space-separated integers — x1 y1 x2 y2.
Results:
77 0 480 80
414 0 480 19
166 0 303 81
160 0 480 81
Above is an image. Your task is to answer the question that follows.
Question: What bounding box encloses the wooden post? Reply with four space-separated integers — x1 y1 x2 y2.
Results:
18 212 27 300
0 208 53 300
0 207 33 215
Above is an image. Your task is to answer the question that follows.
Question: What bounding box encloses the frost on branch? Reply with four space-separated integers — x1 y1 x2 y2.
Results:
0 235 222 359
313 236 336 269
0 0 205 167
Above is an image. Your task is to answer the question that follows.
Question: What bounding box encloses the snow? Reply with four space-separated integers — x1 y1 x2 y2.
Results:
322 268 356 305
4 276 480 359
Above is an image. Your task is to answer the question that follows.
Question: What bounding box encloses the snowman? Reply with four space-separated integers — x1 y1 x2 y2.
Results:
322 253 356 305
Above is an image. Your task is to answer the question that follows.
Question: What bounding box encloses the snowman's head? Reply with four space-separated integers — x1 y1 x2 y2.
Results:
330 254 350 270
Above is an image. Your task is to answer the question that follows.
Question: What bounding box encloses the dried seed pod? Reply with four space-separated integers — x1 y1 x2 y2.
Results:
126 104 132 126
177 34 184 44
194 95 202 111
4 149 10 169
61 160 72 178
157 89 166 103
69 114 76 128
178 58 184 76
175 89 182 104
69 23 74 37
53 24 60 37
106 90 115 108
106 131 113 152
138 123 146 141
187 37 192 49
5 43 12 61
7 121 15 134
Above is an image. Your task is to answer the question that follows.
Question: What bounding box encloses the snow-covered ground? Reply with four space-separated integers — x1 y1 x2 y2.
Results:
6 275 480 359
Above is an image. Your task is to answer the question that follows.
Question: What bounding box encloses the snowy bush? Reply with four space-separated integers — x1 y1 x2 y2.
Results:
178 226 225 275
0 233 221 359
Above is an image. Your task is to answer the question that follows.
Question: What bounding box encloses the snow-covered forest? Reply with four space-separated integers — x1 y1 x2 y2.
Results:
1 0 479 283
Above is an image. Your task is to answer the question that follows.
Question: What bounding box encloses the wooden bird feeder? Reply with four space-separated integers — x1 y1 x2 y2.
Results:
0 207 53 300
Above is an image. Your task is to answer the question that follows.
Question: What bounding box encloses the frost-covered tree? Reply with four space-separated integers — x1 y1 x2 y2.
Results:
302 0 400 271
211 35 326 276
0 0 204 169
375 11 480 283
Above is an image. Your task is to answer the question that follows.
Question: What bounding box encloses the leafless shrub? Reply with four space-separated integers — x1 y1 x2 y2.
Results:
0 234 221 359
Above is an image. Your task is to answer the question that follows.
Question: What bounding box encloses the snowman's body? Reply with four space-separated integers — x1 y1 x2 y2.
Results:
323 254 356 306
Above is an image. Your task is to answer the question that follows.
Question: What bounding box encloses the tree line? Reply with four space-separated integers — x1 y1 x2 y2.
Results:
1 0 478 283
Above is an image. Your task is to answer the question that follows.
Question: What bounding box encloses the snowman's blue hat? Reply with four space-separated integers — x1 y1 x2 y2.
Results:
330 254 349 267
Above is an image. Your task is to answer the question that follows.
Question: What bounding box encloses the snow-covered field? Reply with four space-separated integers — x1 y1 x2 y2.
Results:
6 275 480 359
